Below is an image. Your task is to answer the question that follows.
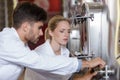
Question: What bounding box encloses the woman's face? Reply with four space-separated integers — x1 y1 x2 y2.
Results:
50 21 71 46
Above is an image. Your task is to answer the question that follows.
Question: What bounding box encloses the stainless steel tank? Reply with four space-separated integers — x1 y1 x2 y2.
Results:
63 0 120 80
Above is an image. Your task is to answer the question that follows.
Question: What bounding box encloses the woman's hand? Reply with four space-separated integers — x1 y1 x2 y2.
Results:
73 70 97 80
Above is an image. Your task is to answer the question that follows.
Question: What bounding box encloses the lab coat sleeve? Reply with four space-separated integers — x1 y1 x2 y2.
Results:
0 39 81 75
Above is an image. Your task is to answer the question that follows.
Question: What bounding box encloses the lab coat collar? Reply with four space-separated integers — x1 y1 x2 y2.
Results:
45 39 69 56
45 39 56 56
11 27 28 46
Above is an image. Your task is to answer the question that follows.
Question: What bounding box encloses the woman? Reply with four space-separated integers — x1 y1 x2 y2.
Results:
24 15 73 80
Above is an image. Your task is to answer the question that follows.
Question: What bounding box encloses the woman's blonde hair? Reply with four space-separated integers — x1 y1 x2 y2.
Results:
45 15 70 40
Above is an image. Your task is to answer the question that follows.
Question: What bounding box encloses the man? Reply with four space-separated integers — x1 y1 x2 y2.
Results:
0 1 105 80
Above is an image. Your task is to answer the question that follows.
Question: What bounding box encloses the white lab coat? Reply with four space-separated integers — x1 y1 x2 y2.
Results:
25 40 72 80
0 27 81 80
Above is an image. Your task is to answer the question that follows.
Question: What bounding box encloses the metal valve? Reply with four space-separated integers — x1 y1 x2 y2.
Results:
98 65 115 80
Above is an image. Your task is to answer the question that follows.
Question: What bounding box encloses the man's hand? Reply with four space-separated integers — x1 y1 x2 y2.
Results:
89 57 105 69
82 57 105 69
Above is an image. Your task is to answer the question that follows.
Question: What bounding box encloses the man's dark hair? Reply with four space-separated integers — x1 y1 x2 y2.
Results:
12 1 47 29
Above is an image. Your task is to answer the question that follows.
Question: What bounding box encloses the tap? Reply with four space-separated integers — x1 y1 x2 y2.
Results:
98 65 115 80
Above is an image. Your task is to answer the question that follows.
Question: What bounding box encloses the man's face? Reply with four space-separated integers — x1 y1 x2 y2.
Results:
27 21 44 44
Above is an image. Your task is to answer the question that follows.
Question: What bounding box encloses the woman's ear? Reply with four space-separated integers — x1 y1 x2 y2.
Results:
49 30 53 37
